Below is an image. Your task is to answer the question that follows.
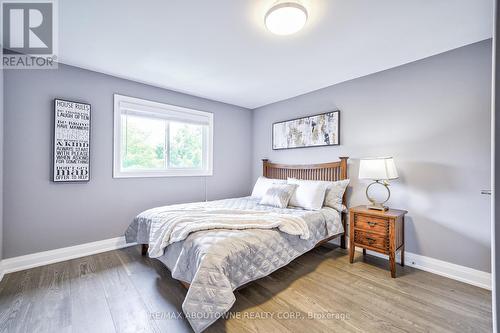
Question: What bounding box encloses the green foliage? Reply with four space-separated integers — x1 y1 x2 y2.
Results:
169 123 202 168
122 118 202 170
122 122 164 169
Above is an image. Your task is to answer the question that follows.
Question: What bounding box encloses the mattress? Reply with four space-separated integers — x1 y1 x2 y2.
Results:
125 196 343 332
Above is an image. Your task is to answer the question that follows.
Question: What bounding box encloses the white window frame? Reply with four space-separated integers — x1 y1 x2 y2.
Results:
113 94 213 178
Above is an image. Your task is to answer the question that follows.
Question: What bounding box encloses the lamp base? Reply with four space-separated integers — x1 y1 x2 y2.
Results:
365 181 391 211
367 203 388 211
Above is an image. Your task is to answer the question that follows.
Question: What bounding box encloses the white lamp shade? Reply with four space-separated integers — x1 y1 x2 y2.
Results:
359 157 399 180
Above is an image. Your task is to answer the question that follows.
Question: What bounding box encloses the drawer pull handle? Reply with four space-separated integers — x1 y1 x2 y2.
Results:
365 237 376 244
367 222 377 227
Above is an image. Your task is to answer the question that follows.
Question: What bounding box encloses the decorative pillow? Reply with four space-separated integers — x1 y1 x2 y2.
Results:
251 176 287 198
287 178 329 211
259 184 297 208
324 179 350 212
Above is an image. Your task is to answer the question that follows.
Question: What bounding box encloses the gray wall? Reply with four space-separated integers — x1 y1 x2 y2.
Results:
3 64 252 258
252 40 492 272
0 62 3 261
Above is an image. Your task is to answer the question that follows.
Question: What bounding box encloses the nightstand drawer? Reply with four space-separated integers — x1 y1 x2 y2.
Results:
354 214 389 234
354 230 388 251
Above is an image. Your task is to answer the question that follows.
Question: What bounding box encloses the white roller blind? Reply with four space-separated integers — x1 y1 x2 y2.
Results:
118 99 211 126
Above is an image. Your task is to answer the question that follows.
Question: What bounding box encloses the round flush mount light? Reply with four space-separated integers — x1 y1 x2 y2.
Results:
265 1 308 36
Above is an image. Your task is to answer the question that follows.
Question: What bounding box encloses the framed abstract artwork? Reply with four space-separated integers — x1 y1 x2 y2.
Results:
52 99 91 182
272 111 340 150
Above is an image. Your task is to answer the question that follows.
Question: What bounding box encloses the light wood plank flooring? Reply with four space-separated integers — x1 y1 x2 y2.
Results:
0 245 492 333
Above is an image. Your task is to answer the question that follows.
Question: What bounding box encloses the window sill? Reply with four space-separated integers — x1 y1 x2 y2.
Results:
113 170 213 178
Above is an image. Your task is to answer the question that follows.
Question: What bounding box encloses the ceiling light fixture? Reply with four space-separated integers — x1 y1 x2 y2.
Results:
265 1 308 36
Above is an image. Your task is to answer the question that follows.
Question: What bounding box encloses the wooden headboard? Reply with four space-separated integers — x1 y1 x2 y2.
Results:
262 157 348 182
262 157 349 249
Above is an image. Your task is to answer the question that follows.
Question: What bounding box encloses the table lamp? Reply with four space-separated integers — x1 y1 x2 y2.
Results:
358 157 398 211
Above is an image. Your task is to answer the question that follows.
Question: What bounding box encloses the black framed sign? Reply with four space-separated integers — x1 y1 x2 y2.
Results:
52 99 91 182
272 110 340 150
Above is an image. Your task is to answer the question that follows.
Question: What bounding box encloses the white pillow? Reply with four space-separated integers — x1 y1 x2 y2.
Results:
324 179 350 212
259 184 297 208
251 176 287 198
287 178 329 211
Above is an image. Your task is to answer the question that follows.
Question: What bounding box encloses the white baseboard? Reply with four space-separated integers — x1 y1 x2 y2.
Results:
1 236 136 277
354 247 491 290
0 236 491 290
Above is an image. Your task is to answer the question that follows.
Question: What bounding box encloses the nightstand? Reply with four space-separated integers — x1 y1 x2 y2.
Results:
349 205 407 278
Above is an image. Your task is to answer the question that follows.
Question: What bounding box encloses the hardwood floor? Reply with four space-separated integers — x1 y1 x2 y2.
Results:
0 245 492 333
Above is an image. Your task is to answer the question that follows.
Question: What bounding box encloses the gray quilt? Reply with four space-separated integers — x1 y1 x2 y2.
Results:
125 196 343 332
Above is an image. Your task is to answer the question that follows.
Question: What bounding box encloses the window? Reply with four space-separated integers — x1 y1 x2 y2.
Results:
113 94 213 178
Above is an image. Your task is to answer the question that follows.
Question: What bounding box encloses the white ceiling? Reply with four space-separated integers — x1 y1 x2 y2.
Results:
59 0 493 109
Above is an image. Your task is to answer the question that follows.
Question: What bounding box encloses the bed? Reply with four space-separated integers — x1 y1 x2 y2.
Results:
124 157 348 332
